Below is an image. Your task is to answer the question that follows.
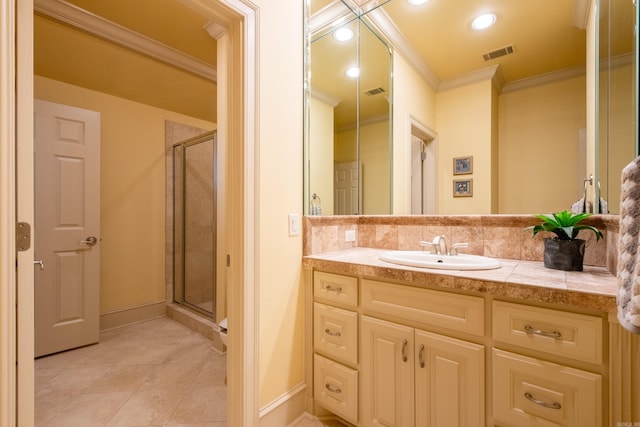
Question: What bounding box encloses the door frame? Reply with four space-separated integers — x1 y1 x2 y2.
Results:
1 1 259 426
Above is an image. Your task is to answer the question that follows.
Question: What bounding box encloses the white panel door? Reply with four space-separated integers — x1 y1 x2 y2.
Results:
34 100 101 357
334 161 359 215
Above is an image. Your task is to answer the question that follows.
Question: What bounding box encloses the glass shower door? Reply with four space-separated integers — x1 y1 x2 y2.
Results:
173 131 216 318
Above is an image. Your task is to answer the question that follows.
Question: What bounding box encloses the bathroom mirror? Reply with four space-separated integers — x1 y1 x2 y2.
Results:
304 0 639 215
307 1 393 215
597 0 638 214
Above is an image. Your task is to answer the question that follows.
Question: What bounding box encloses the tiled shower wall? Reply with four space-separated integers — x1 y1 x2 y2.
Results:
303 215 620 274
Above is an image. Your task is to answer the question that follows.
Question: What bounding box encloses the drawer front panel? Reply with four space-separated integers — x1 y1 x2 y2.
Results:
314 354 358 425
314 302 358 365
493 349 602 427
361 279 484 336
492 301 603 364
314 271 358 307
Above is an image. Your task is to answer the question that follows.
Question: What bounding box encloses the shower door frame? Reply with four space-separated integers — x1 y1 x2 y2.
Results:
173 131 217 319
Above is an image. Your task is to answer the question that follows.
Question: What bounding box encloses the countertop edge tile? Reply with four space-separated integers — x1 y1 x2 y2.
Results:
303 248 617 313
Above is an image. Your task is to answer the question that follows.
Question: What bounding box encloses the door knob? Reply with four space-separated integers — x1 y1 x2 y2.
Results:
80 236 98 246
34 260 44 270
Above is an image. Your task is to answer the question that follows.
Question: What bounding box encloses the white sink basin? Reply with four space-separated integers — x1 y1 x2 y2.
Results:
379 251 501 270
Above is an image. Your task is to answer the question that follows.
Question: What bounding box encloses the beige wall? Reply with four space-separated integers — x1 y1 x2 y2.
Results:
256 0 305 410
392 54 437 214
436 80 494 214
498 76 586 213
34 76 215 313
309 97 335 215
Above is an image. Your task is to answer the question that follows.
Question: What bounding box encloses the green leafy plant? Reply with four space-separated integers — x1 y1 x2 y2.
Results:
525 210 603 241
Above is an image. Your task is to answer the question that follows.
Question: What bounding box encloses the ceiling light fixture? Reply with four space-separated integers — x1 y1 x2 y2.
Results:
333 27 354 42
408 0 430 5
471 13 496 30
345 67 360 78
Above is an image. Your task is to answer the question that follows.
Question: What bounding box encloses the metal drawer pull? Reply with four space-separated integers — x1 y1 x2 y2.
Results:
524 392 562 409
524 324 562 339
418 344 425 368
324 328 341 337
402 339 408 362
325 383 342 394
325 285 342 293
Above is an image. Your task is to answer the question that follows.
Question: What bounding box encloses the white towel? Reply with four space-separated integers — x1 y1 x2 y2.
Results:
617 156 640 335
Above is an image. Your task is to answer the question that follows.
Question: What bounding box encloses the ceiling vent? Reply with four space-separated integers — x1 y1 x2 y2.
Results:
482 45 515 61
363 87 386 96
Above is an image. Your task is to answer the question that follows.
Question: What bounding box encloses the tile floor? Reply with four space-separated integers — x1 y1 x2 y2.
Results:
35 316 227 426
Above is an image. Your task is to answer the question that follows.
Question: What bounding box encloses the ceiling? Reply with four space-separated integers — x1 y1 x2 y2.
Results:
310 0 634 128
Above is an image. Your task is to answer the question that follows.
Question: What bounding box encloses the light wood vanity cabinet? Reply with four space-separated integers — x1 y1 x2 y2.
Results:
310 270 607 427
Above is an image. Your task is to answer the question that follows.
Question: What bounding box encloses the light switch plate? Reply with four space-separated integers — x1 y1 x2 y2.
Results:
288 213 301 236
345 230 356 242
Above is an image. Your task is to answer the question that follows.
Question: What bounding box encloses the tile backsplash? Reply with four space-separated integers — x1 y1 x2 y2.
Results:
303 215 619 275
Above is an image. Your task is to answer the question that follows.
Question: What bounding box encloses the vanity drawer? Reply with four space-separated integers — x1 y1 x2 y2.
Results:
493 349 602 427
314 271 358 307
314 354 358 425
492 301 603 364
314 302 358 365
360 279 484 336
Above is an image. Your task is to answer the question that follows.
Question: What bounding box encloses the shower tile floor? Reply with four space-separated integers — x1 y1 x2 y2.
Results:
35 316 227 426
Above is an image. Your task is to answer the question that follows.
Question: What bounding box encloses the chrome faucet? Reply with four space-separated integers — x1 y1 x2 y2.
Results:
420 235 447 255
419 235 468 255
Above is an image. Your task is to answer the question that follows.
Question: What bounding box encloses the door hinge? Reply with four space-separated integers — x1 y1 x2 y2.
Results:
16 222 31 251
227 254 231 267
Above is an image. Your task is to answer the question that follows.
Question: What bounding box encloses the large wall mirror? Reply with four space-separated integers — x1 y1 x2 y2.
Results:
304 0 638 216
306 0 393 215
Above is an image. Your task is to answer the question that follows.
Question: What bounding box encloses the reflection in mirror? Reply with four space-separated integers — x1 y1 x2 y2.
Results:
597 0 638 214
305 0 638 215
308 2 392 215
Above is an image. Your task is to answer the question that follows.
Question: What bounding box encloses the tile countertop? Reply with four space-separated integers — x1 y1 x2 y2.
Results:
303 247 618 314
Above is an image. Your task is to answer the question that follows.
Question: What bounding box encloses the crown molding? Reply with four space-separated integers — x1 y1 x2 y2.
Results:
438 65 502 92
367 8 440 91
572 0 591 30
34 0 217 82
502 65 586 93
310 87 342 108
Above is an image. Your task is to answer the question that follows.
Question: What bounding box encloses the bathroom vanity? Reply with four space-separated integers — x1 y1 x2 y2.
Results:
302 215 640 427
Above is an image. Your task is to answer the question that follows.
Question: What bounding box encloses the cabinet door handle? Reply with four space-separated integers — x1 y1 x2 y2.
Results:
402 339 408 362
325 285 342 293
324 328 341 337
524 392 561 409
524 324 562 339
418 344 425 368
325 383 342 394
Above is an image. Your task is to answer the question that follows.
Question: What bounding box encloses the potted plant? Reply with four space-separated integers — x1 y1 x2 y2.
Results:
525 210 603 271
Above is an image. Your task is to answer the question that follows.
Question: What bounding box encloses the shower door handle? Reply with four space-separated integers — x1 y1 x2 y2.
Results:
80 236 98 246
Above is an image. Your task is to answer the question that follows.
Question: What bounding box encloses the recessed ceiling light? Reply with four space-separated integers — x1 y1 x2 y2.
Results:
333 27 354 42
471 13 496 30
408 0 429 5
345 67 360 78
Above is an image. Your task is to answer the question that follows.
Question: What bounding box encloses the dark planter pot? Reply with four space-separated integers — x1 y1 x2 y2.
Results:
543 238 586 271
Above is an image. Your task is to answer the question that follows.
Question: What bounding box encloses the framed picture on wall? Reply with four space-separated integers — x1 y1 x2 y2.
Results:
453 156 473 175
453 179 473 197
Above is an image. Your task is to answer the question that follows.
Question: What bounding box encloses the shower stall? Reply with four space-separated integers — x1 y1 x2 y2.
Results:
173 131 217 319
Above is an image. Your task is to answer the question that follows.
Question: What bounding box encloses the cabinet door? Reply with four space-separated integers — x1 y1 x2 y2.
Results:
361 316 415 427
414 329 485 427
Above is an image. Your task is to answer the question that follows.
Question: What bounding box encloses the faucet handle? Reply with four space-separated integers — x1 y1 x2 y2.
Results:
419 241 438 253
450 242 469 256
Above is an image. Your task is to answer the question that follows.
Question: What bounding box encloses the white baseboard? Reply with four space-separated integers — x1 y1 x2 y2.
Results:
100 301 167 331
259 382 307 427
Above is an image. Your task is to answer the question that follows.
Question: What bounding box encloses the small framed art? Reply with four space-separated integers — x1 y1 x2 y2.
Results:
453 156 473 175
453 179 473 197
